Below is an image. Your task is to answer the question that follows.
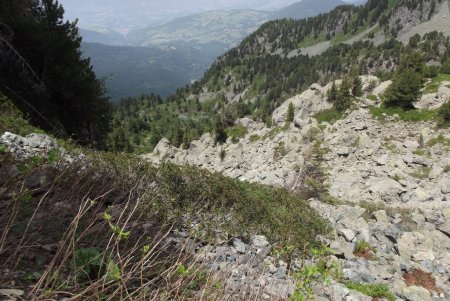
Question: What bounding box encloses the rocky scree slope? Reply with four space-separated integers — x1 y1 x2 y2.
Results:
145 76 450 300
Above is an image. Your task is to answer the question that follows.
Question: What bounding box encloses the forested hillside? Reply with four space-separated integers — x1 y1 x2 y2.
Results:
81 43 211 99
0 0 111 147
108 0 450 153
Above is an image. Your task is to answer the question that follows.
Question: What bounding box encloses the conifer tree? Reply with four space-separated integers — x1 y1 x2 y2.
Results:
352 77 363 97
336 77 353 111
287 102 295 123
328 81 337 102
385 52 425 109
213 116 227 145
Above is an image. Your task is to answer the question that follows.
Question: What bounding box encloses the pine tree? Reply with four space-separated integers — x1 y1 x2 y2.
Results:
213 116 227 145
385 52 425 109
328 81 337 102
182 130 191 150
352 77 363 97
287 102 295 123
335 77 353 111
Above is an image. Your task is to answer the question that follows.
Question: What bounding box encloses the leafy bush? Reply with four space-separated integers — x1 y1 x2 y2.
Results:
72 248 104 282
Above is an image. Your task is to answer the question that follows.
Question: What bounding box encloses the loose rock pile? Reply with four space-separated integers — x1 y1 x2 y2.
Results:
0 132 59 158
144 77 450 300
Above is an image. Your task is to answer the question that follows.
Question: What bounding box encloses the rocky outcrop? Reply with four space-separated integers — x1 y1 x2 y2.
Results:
143 78 450 300
143 123 306 187
272 82 333 125
0 132 59 158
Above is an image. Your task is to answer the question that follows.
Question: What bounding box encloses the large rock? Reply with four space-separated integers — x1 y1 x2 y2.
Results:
437 221 450 238
0 132 58 158
400 285 432 301
272 83 332 125
369 179 406 203
397 232 434 259
372 210 389 222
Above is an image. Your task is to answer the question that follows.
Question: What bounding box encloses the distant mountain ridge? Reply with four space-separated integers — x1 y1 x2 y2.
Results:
270 0 347 20
80 0 351 99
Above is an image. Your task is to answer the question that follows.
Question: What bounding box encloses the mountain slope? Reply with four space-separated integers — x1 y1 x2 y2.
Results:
271 0 347 20
106 0 450 151
81 43 209 100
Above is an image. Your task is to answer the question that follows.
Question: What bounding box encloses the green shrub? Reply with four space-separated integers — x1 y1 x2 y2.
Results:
225 125 248 139
157 164 331 252
385 52 425 109
273 142 288 160
345 282 396 301
72 248 103 282
219 148 226 161
314 108 345 124
354 240 376 255
441 60 450 74
287 102 295 122
438 100 450 127
367 94 378 101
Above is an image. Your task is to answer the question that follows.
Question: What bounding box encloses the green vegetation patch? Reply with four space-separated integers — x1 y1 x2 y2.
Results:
423 73 450 94
158 164 331 250
314 108 346 124
225 125 248 139
249 134 260 143
0 95 42 136
345 282 396 301
262 126 283 140
410 166 432 179
370 105 438 122
367 94 378 101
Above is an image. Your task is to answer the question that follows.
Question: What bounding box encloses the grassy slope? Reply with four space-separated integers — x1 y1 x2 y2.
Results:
0 96 330 299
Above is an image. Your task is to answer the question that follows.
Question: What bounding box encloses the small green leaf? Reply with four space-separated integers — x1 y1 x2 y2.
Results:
103 212 112 221
142 245 150 254
106 260 121 282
